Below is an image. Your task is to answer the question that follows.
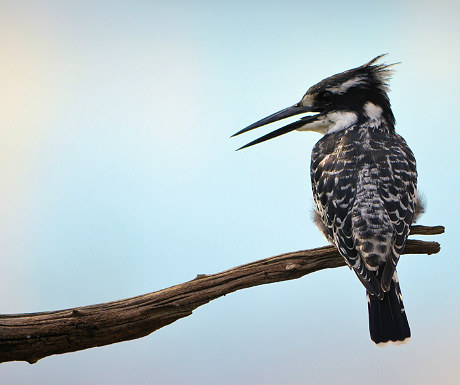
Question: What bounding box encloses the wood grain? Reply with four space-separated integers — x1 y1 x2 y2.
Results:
0 225 444 364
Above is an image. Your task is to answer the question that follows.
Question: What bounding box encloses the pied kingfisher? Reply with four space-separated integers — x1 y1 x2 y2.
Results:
233 55 423 344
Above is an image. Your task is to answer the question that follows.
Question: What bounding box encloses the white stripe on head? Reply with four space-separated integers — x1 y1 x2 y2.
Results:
328 76 367 94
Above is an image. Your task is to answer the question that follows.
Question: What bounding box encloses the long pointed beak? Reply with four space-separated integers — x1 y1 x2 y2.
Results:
232 104 320 150
232 104 314 137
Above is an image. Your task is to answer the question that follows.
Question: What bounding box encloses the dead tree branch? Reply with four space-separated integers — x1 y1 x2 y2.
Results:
0 225 444 364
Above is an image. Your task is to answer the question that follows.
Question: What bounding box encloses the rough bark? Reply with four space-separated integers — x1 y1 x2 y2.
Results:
0 225 444 364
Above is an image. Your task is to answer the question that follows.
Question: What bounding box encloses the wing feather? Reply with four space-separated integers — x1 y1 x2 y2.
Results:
311 127 417 297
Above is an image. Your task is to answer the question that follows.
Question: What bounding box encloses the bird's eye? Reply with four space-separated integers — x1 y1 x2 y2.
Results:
321 91 333 104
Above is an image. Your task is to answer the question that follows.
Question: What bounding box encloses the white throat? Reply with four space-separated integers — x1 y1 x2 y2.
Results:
296 111 358 135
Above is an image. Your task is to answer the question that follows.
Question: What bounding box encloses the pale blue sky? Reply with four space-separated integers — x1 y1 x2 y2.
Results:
1 1 459 384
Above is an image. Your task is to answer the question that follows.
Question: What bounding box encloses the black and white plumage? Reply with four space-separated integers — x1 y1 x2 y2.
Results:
233 55 423 344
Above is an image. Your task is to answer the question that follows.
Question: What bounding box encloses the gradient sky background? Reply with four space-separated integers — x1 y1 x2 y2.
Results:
1 1 459 384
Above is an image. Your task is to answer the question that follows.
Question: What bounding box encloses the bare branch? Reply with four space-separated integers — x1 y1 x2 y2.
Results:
0 225 444 364
409 225 445 235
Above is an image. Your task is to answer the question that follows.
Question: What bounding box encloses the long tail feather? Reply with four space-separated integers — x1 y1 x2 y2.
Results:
367 272 410 344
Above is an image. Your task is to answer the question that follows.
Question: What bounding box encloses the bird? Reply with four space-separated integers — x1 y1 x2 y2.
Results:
232 55 424 344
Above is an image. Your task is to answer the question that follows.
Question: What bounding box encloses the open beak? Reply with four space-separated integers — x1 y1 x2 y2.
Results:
232 104 321 150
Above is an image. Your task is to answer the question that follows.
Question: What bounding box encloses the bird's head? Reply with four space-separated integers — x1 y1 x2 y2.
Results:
233 55 397 150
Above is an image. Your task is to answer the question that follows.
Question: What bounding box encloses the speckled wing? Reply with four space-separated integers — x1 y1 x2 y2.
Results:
311 129 383 298
310 127 417 297
377 132 418 288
